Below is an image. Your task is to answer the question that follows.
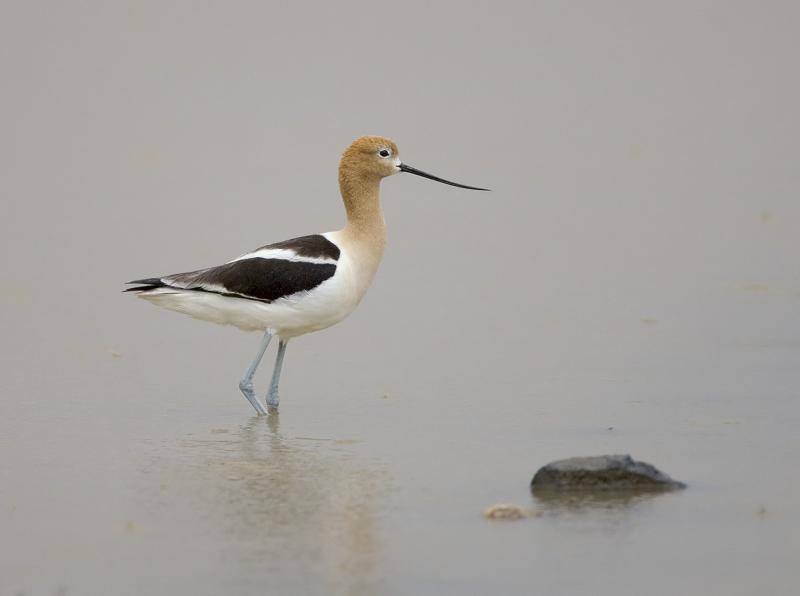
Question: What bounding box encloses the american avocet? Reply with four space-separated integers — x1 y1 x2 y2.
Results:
125 136 488 415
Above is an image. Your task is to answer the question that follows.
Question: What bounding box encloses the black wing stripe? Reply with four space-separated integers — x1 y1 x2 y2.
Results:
125 235 340 300
166 258 336 302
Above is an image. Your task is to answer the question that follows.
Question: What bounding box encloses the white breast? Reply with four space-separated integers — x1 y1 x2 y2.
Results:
254 231 382 337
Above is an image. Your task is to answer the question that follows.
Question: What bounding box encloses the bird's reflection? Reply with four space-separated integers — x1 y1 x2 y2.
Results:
171 414 385 596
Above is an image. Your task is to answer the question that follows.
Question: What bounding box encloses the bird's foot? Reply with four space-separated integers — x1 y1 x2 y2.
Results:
239 381 268 415
266 392 279 414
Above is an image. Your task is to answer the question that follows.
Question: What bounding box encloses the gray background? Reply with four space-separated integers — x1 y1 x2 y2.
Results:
1 2 798 595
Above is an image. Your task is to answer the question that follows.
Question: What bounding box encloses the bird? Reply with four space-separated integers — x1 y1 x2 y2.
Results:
125 136 488 415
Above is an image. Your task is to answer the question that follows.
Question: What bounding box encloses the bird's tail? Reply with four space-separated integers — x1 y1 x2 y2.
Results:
123 278 166 293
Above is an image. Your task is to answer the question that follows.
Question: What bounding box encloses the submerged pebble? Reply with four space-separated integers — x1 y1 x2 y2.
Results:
484 504 539 520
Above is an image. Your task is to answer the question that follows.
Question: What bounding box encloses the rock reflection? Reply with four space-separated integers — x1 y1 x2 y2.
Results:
532 486 677 513
168 414 386 596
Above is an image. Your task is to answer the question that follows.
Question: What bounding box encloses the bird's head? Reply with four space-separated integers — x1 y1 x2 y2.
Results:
339 135 489 191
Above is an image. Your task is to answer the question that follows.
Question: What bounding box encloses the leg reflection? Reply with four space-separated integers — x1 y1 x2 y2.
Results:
211 414 386 595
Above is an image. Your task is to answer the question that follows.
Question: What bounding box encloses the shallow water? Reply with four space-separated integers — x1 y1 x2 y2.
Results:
2 2 799 595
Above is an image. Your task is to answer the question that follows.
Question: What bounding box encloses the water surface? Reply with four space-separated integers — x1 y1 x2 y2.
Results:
1 2 799 594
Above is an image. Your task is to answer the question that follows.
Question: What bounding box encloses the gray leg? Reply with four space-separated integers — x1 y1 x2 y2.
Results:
266 339 289 413
238 330 272 415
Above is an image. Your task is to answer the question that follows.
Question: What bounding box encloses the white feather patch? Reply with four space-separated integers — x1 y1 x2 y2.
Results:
229 248 337 265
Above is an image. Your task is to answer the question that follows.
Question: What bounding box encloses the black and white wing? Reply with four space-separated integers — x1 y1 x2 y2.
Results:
125 234 340 303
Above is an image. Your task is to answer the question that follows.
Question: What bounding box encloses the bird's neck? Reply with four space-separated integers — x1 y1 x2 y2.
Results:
338 170 386 255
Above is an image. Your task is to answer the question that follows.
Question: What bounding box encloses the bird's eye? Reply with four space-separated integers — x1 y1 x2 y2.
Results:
379 149 391 158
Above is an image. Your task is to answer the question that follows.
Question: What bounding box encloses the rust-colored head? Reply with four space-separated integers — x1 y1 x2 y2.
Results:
339 135 490 193
339 135 401 182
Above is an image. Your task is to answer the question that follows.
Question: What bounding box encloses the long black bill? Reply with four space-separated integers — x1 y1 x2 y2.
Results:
398 163 489 191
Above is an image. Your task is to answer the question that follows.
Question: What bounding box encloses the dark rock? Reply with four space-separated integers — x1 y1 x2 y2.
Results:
531 454 686 494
